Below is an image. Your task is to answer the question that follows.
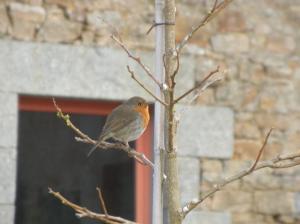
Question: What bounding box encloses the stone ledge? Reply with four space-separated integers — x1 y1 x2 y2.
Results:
0 40 195 102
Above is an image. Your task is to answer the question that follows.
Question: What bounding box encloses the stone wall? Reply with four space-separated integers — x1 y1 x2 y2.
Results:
1 0 300 224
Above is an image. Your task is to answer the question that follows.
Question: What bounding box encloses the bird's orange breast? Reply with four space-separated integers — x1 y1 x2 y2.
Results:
134 105 150 128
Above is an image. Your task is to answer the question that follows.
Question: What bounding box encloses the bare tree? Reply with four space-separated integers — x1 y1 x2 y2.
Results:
49 0 300 223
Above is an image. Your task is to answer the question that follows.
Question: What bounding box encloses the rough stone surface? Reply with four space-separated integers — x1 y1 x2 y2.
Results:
254 191 295 215
0 149 17 204
295 192 300 215
177 105 234 158
211 34 250 54
242 170 282 190
234 121 261 139
233 139 262 160
0 205 15 224
0 93 17 117
0 4 9 35
9 2 45 40
183 211 231 224
212 190 252 212
232 212 265 224
202 159 223 173
0 115 18 148
178 157 200 205
0 93 17 148
37 7 82 43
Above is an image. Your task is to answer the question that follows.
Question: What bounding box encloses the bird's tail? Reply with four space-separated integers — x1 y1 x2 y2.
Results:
87 141 101 157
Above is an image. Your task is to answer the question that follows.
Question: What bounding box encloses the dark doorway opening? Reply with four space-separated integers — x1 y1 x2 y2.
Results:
15 111 134 224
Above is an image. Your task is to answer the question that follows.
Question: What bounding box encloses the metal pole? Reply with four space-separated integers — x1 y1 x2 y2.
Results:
152 0 165 223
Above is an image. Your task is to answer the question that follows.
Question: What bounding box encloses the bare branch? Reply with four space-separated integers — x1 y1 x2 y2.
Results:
126 66 168 106
248 128 273 172
53 98 154 169
181 130 300 218
146 21 175 35
53 98 95 144
170 50 180 88
173 66 220 104
176 69 223 119
176 0 234 52
172 50 180 79
96 187 109 217
111 34 161 87
48 188 137 224
189 71 223 104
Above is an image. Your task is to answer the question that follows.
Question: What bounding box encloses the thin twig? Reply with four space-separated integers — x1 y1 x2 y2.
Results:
146 21 175 35
176 0 234 52
173 66 220 104
176 69 223 118
49 188 137 224
111 34 161 87
248 128 273 172
96 187 109 217
172 50 180 79
170 50 180 88
75 137 153 167
53 98 94 143
180 130 300 218
53 98 154 169
126 66 168 106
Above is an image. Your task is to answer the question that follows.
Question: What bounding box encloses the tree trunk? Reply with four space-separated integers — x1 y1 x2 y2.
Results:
164 0 182 223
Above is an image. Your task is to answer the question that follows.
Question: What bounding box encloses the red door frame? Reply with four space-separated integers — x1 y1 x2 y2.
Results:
19 95 152 224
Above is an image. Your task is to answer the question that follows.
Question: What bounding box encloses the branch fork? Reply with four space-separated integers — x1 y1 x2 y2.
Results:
111 34 168 106
180 128 300 218
49 187 137 224
176 0 234 52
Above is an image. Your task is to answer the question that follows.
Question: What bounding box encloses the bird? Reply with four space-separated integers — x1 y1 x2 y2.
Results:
87 96 150 157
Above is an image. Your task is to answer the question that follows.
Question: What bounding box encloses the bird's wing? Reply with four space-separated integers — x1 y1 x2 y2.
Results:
87 107 138 157
99 106 138 141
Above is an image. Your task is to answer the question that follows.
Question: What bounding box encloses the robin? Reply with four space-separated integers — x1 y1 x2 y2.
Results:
87 96 150 156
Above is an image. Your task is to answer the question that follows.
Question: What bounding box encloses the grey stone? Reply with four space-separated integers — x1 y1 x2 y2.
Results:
183 211 231 224
0 205 15 224
295 192 300 216
0 93 17 116
176 105 234 158
0 149 17 204
0 93 18 148
178 157 200 205
0 40 195 102
0 115 17 148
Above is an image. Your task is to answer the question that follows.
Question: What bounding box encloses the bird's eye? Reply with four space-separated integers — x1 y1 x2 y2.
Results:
138 102 142 106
